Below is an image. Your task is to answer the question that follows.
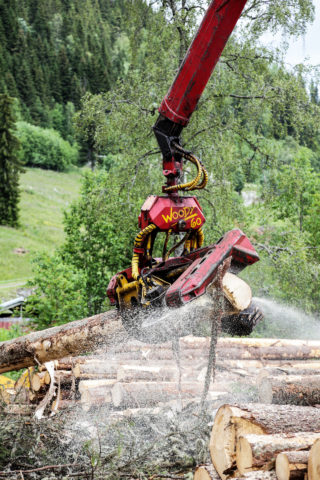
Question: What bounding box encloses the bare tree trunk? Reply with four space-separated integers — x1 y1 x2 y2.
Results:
0 310 126 373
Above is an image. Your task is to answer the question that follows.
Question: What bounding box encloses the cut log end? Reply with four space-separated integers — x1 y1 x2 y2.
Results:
236 436 254 475
194 464 220 480
276 451 308 480
308 438 320 480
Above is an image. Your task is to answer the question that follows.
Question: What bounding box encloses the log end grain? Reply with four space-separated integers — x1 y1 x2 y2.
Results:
194 464 220 480
276 451 308 480
308 438 320 480
236 436 254 475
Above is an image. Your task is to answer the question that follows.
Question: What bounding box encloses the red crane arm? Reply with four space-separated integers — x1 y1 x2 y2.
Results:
153 0 248 189
159 0 248 126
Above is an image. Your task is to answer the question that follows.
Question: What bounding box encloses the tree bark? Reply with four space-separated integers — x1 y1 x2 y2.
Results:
308 438 320 480
276 450 309 480
78 379 116 411
210 403 320 480
111 381 202 408
117 364 178 382
72 362 118 379
258 366 320 378
236 432 319 475
0 310 127 373
112 337 320 361
235 473 277 479
258 375 320 405
51 398 78 412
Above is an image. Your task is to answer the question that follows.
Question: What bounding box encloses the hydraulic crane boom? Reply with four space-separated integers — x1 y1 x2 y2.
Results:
107 0 263 340
160 0 247 126
154 0 248 190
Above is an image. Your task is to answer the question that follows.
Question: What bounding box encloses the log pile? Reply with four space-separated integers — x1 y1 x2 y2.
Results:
2 328 320 479
194 403 320 480
2 336 320 417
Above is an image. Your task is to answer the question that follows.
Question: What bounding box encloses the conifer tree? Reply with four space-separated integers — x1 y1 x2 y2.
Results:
0 94 23 226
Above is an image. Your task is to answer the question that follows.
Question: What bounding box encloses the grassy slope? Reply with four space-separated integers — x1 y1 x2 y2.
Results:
0 167 82 299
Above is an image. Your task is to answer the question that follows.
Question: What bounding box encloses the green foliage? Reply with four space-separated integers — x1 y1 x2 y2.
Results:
0 325 23 342
26 253 88 329
27 169 136 327
0 94 23 227
17 121 79 171
263 141 319 230
61 170 136 314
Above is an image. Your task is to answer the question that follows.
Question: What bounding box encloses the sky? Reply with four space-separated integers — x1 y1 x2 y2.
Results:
260 2 320 68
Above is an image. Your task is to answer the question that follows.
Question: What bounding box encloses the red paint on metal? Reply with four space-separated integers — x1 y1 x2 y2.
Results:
138 195 205 233
159 0 248 125
107 229 259 307
165 229 259 307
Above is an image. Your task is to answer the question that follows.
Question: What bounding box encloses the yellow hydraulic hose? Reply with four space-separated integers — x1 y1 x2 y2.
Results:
164 144 208 193
197 227 205 247
131 223 157 280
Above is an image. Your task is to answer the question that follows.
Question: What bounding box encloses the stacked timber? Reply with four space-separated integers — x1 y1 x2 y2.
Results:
2 335 320 417
193 403 320 480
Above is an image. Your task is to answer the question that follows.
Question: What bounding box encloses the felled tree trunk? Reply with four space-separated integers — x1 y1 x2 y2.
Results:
258 366 320 378
216 338 320 361
308 438 320 480
117 364 178 382
258 375 320 405
111 381 201 408
210 404 320 480
236 432 320 475
0 310 127 373
276 450 309 480
111 337 320 361
236 473 277 479
73 362 118 379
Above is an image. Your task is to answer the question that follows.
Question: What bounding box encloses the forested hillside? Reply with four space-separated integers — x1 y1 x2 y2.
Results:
0 0 320 333
0 0 127 123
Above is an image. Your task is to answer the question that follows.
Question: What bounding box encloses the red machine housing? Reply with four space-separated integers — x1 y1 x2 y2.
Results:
107 228 259 308
138 195 205 233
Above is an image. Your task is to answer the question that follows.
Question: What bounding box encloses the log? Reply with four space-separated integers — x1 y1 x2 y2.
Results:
111 381 204 408
0 310 127 373
31 372 48 392
236 432 320 475
73 362 118 379
112 337 320 361
258 366 320 379
51 398 78 412
117 364 178 382
236 473 277 479
194 464 220 480
308 438 320 480
276 451 309 480
78 379 117 394
79 379 117 411
209 403 320 480
258 375 320 405
218 360 320 372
